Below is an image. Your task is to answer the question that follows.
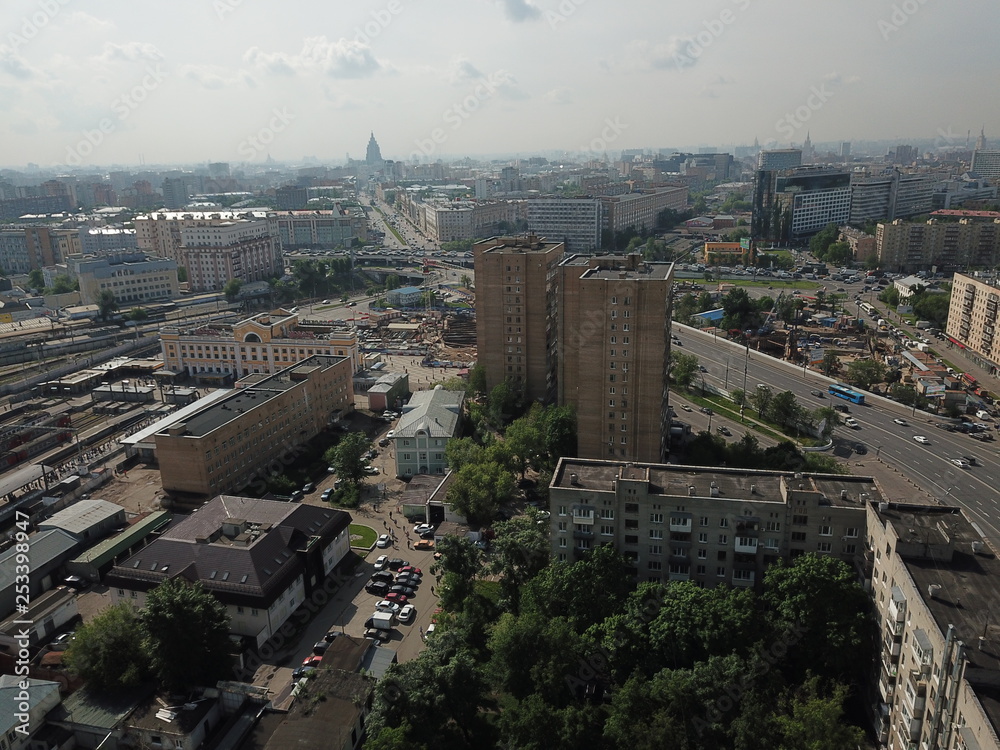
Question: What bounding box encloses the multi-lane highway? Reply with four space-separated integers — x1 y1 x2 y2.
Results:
675 324 1000 545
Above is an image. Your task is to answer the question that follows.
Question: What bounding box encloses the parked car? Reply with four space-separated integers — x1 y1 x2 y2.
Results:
390 584 416 597
398 604 416 624
378 438 390 447
376 534 391 548
414 539 435 551
302 483 315 493
63 575 90 590
321 488 334 501
302 655 324 668
292 666 317 680
385 592 409 604
395 573 420 587
399 566 422 576
374 555 389 571
413 524 434 536
366 581 389 595
313 640 330 655
375 600 401 613
364 466 380 476
387 558 408 571
854 443 867 455
364 628 392 642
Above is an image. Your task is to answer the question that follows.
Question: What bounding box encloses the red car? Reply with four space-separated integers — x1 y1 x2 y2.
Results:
385 592 409 604
399 566 422 576
302 655 323 668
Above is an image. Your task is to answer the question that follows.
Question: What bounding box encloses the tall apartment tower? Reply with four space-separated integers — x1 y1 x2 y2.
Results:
559 253 672 463
474 236 565 403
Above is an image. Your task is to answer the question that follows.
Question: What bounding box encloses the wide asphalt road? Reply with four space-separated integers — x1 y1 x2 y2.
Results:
675 324 1000 546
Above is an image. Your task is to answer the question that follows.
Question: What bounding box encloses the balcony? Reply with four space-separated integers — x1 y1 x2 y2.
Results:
731 571 755 587
669 517 692 532
572 511 595 526
888 586 907 621
668 570 691 582
879 675 895 700
903 675 927 714
573 529 594 540
735 537 759 554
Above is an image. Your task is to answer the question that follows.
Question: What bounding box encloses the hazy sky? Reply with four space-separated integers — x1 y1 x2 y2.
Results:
2 0 998 169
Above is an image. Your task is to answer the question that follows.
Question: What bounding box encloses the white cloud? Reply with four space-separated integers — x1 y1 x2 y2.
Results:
545 87 573 105
96 41 164 64
494 0 541 22
181 65 255 90
0 48 40 80
449 58 483 85
601 37 699 73
244 36 382 79
65 12 115 32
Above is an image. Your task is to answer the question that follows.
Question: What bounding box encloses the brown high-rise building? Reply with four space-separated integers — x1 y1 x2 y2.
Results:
474 236 565 403
559 254 673 463
475 235 674 463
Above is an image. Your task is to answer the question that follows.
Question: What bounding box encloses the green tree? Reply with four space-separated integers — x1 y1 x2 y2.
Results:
444 437 485 472
750 384 774 420
845 358 887 391
774 678 866 750
487 509 551 614
467 364 487 398
503 414 543 478
814 406 840 439
126 307 149 322
96 290 119 321
730 388 746 407
878 285 901 307
762 554 873 683
770 390 806 431
669 351 700 389
223 278 243 302
889 382 926 408
325 431 371 486
808 223 839 257
821 350 841 376
27 268 44 289
366 647 491 748
460 274 471 287
487 378 523 427
446 460 516 526
141 578 232 691
64 603 150 690
177 266 188 283
540 404 576 466
823 241 853 266
430 535 483 612
722 287 761 330
51 274 78 294
911 290 951 328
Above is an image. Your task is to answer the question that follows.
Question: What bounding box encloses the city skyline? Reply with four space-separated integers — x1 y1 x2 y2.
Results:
2 0 999 168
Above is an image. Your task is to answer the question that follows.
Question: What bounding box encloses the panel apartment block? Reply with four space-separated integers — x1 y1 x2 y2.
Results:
878 219 1000 273
558 254 672 463
161 309 359 382
525 197 602 252
474 236 565 403
599 187 688 235
866 502 1000 750
549 459 872 589
154 355 353 498
946 273 1000 375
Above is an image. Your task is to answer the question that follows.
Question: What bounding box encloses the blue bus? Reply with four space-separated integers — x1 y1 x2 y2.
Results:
828 384 865 404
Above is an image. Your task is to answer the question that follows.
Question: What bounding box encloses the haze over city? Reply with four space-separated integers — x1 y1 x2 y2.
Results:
3 0 999 167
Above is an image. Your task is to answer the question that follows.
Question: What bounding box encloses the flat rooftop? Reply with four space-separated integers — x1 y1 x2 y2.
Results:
159 356 345 438
475 235 562 254
875 503 1000 728
553 459 882 509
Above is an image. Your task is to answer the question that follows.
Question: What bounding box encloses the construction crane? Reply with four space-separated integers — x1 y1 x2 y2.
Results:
758 290 784 336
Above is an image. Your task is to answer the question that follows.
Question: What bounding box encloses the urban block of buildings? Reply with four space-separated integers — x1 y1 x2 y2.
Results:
877 219 1000 273
106 494 352 647
548 458 872 587
867 501 1000 750
160 309 359 383
946 273 1000 376
393 386 464 478
66 252 179 306
475 236 673 463
154 355 353 498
